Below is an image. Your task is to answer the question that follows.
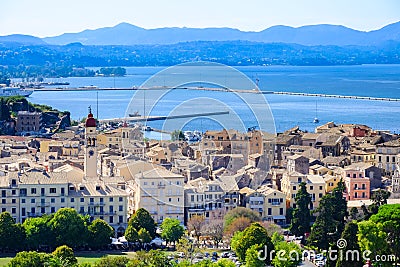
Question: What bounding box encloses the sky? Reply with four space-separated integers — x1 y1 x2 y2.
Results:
1 0 400 37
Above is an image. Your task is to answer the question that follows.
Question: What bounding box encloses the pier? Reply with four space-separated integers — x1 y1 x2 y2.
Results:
31 86 400 102
99 111 230 123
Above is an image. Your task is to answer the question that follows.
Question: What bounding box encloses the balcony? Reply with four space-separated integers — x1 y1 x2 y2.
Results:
158 184 166 188
36 202 50 207
88 202 106 206
271 202 281 206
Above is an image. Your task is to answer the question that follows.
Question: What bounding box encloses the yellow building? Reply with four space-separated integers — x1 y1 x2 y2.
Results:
350 149 375 164
281 172 325 210
133 168 184 224
242 185 286 225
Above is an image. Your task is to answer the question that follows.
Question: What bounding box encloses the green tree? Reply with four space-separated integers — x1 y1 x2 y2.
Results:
232 222 274 264
160 218 185 246
0 97 11 121
349 207 359 220
369 189 391 215
0 212 25 251
23 216 54 250
358 204 400 266
290 182 312 237
245 244 265 267
52 245 77 267
127 208 156 238
271 239 302 267
88 219 115 250
125 224 139 243
336 221 362 267
129 250 173 267
49 208 89 248
176 236 201 263
308 180 347 250
8 251 53 267
94 256 129 267
171 130 185 141
138 228 152 246
223 207 261 230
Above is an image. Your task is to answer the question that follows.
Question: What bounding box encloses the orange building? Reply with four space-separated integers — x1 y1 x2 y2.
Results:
343 168 370 201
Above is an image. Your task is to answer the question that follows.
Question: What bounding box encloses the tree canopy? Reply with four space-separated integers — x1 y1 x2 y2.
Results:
290 182 312 237
127 208 156 239
160 218 185 245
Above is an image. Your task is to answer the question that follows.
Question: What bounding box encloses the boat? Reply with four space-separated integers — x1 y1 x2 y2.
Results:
0 87 33 97
129 111 141 117
313 101 319 123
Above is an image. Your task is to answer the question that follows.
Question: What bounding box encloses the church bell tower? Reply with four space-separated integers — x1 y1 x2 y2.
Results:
84 106 97 177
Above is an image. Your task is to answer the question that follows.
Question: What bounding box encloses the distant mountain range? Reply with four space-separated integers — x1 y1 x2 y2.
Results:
1 21 400 46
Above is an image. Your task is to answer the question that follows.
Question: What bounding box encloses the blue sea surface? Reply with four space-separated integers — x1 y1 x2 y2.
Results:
27 65 400 133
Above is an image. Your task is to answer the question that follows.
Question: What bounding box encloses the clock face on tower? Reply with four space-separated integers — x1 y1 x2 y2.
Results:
89 150 94 156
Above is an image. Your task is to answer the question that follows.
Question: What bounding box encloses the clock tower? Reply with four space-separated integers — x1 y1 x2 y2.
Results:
84 107 97 177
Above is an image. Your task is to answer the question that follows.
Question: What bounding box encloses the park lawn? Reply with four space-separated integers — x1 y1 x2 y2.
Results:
0 251 137 266
0 257 12 266
75 251 137 265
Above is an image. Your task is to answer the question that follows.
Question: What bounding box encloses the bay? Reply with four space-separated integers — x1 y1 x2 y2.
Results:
27 65 400 133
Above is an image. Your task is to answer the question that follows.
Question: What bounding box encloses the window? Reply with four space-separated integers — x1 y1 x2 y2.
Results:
268 208 272 215
61 188 65 195
1 190 5 197
109 206 114 213
1 199 5 204
100 198 104 203
319 186 323 190
169 198 172 202
109 216 114 224
12 208 16 214
31 199 35 204
20 188 27 196
310 186 314 190
41 207 45 214
80 198 84 202
21 208 26 216
61 198 65 203
21 199 25 204
31 188 36 194
51 198 55 203
71 198 75 203
119 197 123 202
191 195 194 202
50 188 56 194
293 186 296 190
11 189 16 195
41 188 45 195
80 207 84 213
119 205 123 211
119 216 123 223
109 197 114 202
90 198 94 203
280 208 284 215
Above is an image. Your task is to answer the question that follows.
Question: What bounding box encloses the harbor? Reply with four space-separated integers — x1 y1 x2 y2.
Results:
29 86 400 102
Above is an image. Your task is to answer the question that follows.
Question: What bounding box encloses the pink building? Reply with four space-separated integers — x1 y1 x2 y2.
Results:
343 168 370 201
